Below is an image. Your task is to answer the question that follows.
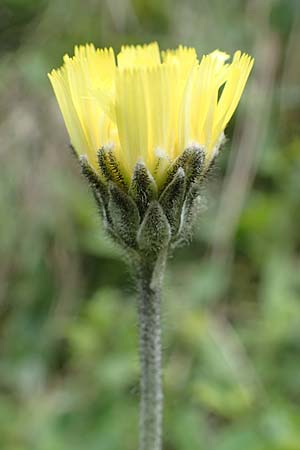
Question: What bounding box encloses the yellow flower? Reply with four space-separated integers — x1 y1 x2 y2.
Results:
49 42 253 184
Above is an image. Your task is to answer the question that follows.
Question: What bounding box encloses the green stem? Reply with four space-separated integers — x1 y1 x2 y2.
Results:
136 253 166 450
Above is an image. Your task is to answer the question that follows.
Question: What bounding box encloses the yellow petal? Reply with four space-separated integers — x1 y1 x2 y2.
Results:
162 45 198 81
48 66 89 158
49 44 118 170
180 54 219 150
211 52 254 152
117 42 161 69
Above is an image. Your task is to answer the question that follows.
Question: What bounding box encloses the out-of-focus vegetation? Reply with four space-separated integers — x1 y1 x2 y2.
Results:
1 0 300 449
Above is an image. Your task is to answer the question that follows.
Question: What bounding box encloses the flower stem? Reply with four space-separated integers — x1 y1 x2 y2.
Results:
136 253 166 450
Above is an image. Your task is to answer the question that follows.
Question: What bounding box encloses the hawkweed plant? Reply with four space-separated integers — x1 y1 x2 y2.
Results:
49 42 253 450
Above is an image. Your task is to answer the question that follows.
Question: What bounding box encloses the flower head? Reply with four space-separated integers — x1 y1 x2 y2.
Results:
49 42 253 185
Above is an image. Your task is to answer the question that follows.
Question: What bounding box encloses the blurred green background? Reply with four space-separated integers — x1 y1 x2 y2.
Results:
1 0 300 449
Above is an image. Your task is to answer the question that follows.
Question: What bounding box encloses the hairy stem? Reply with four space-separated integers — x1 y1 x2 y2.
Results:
136 253 166 450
